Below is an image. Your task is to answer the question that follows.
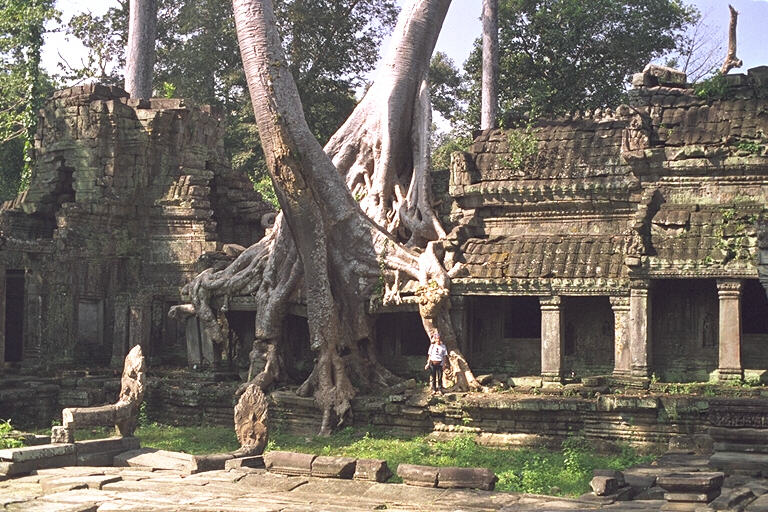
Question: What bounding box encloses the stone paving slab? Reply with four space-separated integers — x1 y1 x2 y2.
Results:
1 461 766 512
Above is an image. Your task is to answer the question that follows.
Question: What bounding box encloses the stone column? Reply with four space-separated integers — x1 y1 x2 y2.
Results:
717 279 743 381
629 280 652 378
610 296 631 376
540 296 564 384
0 265 5 370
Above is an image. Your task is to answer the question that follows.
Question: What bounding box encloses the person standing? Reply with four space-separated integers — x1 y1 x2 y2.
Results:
425 333 448 394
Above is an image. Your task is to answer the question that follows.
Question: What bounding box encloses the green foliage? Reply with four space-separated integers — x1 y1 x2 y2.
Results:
0 0 59 193
0 419 24 449
429 52 467 123
735 139 763 155
430 129 472 171
161 82 177 99
499 125 538 170
693 72 728 100
137 424 239 454
252 174 279 209
267 427 655 496
713 207 757 264
459 0 697 124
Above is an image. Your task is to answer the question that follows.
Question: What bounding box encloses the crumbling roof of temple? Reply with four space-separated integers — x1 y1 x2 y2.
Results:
448 65 768 289
461 235 631 280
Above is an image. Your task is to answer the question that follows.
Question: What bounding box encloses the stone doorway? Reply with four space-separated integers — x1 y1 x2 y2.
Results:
742 279 768 373
4 270 24 363
375 311 430 378
562 296 614 378
652 279 718 381
282 314 314 383
468 296 541 377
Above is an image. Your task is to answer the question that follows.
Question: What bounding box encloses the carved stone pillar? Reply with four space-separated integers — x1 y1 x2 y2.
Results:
540 296 563 384
0 265 5 370
610 296 631 376
629 280 652 378
717 279 743 381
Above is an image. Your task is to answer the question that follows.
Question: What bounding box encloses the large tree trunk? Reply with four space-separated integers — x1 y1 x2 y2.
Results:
125 0 157 99
481 0 498 130
180 0 479 435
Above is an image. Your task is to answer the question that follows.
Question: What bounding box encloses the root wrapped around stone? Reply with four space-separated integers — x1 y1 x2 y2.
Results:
176 0 478 435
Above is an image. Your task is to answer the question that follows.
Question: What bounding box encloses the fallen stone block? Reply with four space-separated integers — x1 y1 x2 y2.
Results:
0 453 77 477
747 494 768 512
624 472 656 496
715 442 768 455
113 448 196 473
224 455 264 470
634 485 666 501
353 459 392 483
657 472 724 494
0 443 75 463
710 452 768 476
591 476 619 496
311 456 356 479
263 451 315 477
643 64 687 86
594 469 625 485
708 487 756 511
51 426 74 444
710 427 768 446
396 464 438 488
664 490 721 503
75 437 133 455
40 474 122 494
437 466 497 490
192 452 235 473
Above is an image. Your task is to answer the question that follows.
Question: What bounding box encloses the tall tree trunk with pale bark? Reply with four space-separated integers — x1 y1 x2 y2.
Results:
175 0 479 435
481 0 498 130
125 0 157 99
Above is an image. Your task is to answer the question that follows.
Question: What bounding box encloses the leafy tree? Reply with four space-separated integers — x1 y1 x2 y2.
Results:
461 0 698 125
0 0 58 197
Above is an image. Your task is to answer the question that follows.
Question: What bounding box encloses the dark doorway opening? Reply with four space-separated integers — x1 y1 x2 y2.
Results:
743 280 768 334
742 279 768 371
226 310 256 370
652 279 718 381
282 314 313 383
5 270 24 362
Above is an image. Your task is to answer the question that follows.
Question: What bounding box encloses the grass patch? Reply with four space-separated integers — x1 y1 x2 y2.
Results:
267 427 655 496
63 424 656 497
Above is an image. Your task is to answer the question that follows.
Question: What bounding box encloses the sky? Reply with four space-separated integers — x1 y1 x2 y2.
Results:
42 0 768 83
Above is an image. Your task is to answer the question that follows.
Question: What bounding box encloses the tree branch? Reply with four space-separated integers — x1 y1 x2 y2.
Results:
720 4 742 75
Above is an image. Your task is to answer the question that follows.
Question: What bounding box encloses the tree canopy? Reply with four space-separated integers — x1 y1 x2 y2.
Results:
461 0 698 124
0 0 57 198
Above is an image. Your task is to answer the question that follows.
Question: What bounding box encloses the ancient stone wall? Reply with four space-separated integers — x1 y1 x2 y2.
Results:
443 66 768 382
0 84 272 371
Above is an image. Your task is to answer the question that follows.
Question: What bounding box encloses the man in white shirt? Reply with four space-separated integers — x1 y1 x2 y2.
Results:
425 332 448 394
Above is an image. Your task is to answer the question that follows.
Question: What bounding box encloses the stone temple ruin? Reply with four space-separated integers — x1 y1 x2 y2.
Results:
1 66 768 448
0 84 272 372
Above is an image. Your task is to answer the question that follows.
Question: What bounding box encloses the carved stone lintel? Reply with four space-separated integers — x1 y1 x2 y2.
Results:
539 295 562 308
716 279 743 295
609 296 630 310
